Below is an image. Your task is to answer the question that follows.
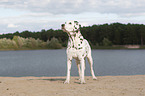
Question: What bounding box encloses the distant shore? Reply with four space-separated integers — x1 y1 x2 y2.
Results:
92 45 145 49
0 75 145 96
0 45 145 51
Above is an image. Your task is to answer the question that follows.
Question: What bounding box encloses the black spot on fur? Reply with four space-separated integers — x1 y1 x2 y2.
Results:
82 54 84 57
86 51 88 53
78 47 82 49
74 21 79 25
80 38 83 40
74 34 76 37
74 21 78 23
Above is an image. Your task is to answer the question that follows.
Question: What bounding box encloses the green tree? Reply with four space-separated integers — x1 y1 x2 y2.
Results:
12 36 23 48
47 37 62 49
102 38 112 46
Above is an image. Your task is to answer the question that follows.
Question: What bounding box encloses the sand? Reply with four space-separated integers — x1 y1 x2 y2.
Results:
0 75 145 96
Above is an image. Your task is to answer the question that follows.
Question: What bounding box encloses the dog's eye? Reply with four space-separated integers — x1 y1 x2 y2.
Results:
69 22 72 25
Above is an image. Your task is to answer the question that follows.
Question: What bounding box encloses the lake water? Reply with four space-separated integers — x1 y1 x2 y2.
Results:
0 49 145 77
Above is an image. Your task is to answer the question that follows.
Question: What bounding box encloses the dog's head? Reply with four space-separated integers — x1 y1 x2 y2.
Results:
61 21 81 33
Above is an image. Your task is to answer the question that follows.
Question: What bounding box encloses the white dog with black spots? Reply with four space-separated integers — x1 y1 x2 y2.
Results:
61 21 97 84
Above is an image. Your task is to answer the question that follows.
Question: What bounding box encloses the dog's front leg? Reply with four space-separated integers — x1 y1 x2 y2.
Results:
76 59 81 80
80 58 86 84
64 58 72 84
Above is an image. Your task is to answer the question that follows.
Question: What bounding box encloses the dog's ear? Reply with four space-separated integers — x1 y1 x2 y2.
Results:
74 21 79 23
79 24 81 28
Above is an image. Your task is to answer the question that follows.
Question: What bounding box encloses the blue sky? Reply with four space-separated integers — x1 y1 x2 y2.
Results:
0 0 145 34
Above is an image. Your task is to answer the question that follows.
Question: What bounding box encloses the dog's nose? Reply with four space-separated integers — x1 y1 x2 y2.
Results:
61 24 65 27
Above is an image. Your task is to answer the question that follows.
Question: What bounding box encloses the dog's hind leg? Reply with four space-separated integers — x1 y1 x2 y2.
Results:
76 59 81 80
80 58 86 84
87 52 97 80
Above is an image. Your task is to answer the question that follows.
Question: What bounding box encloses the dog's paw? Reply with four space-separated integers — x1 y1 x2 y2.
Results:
64 80 70 84
80 80 86 84
93 77 97 80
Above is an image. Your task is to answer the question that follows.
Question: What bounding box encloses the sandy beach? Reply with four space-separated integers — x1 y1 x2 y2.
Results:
0 75 145 96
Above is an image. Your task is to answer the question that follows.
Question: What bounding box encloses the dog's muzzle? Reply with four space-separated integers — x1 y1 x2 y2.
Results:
61 24 65 28
61 24 67 32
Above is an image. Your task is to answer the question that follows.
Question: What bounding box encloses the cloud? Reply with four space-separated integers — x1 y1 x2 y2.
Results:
1 0 145 34
0 0 145 16
7 24 18 28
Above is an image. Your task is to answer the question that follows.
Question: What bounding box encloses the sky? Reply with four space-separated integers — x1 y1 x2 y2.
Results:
0 0 145 34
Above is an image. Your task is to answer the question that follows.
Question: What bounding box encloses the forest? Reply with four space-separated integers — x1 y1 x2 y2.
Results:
0 22 145 50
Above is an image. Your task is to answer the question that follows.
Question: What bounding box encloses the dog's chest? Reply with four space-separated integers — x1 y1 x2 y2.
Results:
67 39 90 59
67 47 85 59
68 33 84 50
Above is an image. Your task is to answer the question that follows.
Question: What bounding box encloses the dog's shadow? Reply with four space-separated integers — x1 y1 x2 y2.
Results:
27 77 89 84
41 78 66 81
28 78 66 82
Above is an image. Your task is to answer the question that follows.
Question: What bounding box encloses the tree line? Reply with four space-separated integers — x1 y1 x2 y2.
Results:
0 22 145 49
0 36 62 50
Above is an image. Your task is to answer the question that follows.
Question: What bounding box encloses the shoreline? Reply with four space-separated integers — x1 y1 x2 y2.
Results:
0 74 144 78
0 75 145 96
0 45 145 51
0 47 145 51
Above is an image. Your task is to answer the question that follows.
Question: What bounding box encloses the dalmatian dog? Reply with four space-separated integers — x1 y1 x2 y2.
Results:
61 21 97 84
